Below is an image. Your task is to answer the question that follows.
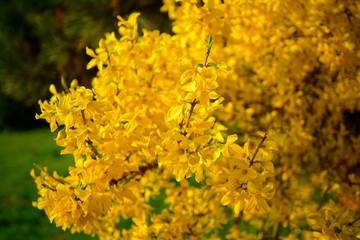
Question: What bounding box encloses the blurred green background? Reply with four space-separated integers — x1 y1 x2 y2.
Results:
0 0 169 239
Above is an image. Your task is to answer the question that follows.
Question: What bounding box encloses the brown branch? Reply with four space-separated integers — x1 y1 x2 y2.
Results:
273 221 280 240
34 164 68 191
109 162 158 187
81 109 87 125
178 99 198 136
85 138 101 158
186 99 198 127
249 130 268 167
349 215 360 226
187 138 213 155
81 109 101 158
204 50 210 66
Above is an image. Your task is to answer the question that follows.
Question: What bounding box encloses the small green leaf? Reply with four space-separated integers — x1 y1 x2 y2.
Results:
205 35 213 52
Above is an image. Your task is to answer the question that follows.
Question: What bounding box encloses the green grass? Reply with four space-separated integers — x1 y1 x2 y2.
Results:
0 128 94 240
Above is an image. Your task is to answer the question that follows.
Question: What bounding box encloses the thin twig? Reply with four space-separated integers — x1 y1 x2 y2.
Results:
273 221 280 240
109 162 158 186
186 99 198 127
349 216 360 226
249 131 268 167
204 49 210 66
81 110 101 158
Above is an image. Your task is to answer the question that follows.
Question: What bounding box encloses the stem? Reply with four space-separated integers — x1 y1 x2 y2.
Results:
186 99 198 127
349 215 360 226
109 162 158 186
249 130 268 167
148 74 154 88
204 50 210 66
85 138 101 158
204 35 213 66
81 110 101 158
187 138 213 155
178 99 198 136
273 221 280 240
34 164 68 191
81 109 87 125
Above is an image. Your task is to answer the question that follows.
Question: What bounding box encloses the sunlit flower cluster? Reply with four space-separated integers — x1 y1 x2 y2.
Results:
33 0 360 239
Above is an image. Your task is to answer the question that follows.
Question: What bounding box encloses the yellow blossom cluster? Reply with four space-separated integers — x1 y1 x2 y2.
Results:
33 9 275 239
33 0 360 239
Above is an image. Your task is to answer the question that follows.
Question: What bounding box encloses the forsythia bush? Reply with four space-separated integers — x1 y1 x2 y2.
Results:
32 0 360 239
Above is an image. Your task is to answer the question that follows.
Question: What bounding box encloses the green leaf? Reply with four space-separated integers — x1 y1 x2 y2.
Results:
205 35 213 52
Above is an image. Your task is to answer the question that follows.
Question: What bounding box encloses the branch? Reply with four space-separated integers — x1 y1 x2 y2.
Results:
249 130 268 167
109 162 158 187
186 99 198 127
204 35 213 66
81 109 101 158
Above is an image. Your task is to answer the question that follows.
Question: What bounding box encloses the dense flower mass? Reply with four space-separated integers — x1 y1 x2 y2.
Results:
33 0 360 239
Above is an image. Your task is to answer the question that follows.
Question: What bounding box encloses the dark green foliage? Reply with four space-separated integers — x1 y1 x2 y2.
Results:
0 0 168 130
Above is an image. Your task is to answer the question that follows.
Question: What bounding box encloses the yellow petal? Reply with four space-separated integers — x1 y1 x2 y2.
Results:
180 69 194 84
194 135 211 144
86 59 98 70
195 168 204 182
227 134 238 144
229 144 245 158
49 84 57 95
234 200 242 216
181 81 197 92
256 198 269 213
128 12 140 26
179 57 193 69
244 196 256 213
30 169 36 178
166 105 183 122
75 188 91 202
221 193 232 205
123 189 137 202
85 47 96 57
